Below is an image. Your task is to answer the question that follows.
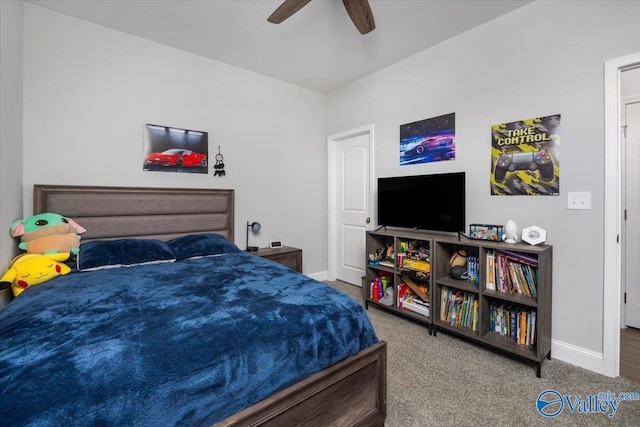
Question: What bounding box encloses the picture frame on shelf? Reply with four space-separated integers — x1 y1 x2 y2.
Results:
468 223 504 241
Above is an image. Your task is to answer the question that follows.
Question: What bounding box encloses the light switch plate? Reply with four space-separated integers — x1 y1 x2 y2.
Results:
567 191 591 210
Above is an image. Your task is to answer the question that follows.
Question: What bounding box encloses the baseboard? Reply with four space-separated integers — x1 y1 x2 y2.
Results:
551 338 609 377
307 270 329 282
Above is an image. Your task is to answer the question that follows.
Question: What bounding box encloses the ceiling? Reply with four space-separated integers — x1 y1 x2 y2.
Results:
28 0 532 93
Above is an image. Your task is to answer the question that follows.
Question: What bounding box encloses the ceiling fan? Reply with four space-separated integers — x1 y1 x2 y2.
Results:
268 0 376 35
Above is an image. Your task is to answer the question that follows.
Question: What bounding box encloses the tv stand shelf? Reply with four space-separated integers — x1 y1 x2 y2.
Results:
363 229 433 333
364 229 553 377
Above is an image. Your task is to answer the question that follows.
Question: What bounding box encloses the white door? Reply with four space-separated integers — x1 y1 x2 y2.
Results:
625 99 640 328
332 131 372 285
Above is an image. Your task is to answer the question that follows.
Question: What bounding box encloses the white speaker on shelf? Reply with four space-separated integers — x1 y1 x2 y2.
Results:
503 220 518 243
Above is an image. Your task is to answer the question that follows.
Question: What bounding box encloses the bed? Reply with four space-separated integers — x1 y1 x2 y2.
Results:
0 185 386 426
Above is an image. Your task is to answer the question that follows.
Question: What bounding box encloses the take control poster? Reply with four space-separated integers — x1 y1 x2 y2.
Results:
490 114 560 196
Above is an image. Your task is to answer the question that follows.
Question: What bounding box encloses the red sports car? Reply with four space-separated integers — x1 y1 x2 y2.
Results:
405 136 454 155
144 149 208 168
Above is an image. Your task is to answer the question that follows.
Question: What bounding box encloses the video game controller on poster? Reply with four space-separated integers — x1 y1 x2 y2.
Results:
494 149 554 183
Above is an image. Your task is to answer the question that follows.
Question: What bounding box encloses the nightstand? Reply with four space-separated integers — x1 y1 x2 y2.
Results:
253 246 302 273
0 282 13 311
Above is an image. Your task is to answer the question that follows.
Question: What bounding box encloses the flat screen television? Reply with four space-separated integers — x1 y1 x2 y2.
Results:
377 172 465 233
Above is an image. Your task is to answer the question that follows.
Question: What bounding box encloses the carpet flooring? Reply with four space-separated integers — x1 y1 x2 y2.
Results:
326 280 640 427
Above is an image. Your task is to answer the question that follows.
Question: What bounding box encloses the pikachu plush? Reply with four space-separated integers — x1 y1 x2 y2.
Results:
0 253 71 296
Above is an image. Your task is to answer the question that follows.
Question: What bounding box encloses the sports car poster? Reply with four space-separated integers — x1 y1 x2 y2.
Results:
400 113 456 166
490 114 560 196
143 124 209 174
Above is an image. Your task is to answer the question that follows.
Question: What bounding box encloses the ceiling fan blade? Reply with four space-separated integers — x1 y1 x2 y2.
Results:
342 0 376 34
267 0 312 24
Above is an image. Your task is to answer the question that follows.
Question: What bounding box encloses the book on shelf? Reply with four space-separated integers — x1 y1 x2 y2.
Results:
507 262 526 296
471 299 478 331
494 250 538 298
495 249 538 266
489 301 536 349
397 279 430 317
402 296 430 317
530 311 536 346
401 259 431 272
440 286 477 331
397 283 409 308
486 250 496 291
522 263 537 298
467 255 479 285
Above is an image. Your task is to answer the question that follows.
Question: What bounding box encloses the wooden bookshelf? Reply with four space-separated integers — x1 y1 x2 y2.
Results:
433 236 552 377
364 229 552 377
363 229 433 333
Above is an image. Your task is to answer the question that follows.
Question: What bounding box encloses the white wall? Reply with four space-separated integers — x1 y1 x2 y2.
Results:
21 3 328 274
622 67 640 96
326 0 640 369
0 1 24 268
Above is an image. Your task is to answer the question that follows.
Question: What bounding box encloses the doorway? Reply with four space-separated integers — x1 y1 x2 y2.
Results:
603 52 640 378
623 79 640 330
328 125 375 285
621 67 640 383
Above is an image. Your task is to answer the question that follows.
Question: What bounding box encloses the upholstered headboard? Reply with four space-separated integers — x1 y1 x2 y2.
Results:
33 185 234 242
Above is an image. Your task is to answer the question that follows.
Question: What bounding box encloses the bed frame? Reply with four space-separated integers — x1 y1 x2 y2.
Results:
33 184 387 427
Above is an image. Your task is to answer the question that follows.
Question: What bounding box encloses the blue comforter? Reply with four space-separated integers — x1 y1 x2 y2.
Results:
0 252 378 426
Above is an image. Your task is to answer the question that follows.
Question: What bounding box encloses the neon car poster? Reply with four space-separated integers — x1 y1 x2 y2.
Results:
400 113 455 166
143 124 209 174
490 114 560 196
